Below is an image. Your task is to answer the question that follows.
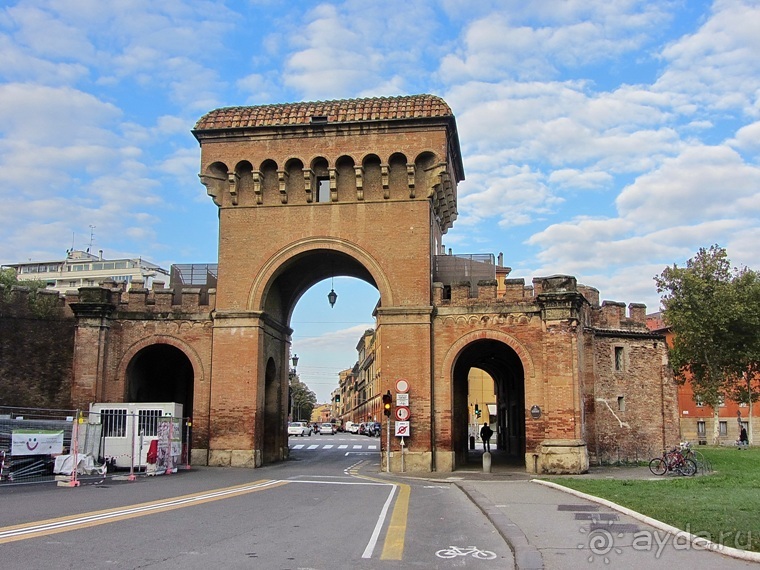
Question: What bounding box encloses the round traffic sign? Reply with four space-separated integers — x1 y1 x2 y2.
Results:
395 406 410 421
395 378 409 393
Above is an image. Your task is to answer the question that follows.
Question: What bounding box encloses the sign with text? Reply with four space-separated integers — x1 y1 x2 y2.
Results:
11 429 64 456
395 421 410 437
396 393 409 406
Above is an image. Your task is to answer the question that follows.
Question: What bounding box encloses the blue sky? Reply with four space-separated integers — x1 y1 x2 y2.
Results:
2 1 760 402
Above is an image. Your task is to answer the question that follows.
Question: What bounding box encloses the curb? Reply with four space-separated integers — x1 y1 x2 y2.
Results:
533 479 760 564
456 482 543 570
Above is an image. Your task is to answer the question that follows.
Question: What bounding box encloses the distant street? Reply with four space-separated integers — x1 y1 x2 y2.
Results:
0 432 513 569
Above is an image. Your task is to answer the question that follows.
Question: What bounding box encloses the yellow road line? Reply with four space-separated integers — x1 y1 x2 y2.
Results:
0 479 287 544
380 481 410 560
352 468 411 561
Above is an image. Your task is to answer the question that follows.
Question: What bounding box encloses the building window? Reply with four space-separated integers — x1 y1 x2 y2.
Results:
695 395 704 407
617 395 625 412
719 421 727 436
697 421 706 437
101 409 127 438
317 178 330 202
718 395 725 407
614 347 624 371
739 401 748 407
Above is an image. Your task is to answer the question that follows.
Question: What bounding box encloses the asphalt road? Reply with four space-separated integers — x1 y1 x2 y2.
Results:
0 432 514 569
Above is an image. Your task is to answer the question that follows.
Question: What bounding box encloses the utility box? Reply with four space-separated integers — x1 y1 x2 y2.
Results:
88 402 183 468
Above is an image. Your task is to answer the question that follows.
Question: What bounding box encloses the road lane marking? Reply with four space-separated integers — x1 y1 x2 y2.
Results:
292 444 304 449
353 445 362 449
323 445 334 449
338 445 348 449
307 444 318 449
362 484 398 559
380 481 410 560
368 445 377 449
0 479 286 544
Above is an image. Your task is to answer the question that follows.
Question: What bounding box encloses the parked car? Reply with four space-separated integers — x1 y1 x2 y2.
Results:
320 422 335 435
345 421 357 434
288 421 312 437
369 422 381 436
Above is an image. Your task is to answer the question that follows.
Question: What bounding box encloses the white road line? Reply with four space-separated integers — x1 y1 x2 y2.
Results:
353 445 362 449
368 445 377 450
292 445 304 449
0 480 282 541
323 445 334 449
307 445 318 450
338 445 348 449
362 484 398 559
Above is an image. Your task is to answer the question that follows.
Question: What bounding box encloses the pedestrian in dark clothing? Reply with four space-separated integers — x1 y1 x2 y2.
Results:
480 422 493 453
740 426 749 446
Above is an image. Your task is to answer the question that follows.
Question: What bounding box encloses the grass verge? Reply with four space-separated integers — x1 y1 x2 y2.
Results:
544 446 760 552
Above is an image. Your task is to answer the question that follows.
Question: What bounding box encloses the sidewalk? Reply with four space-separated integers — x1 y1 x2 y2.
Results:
394 450 760 569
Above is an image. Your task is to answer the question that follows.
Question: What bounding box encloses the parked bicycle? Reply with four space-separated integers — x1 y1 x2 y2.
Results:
649 442 697 476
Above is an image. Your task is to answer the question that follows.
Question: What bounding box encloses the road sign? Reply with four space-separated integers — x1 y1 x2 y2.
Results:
395 421 410 436
396 393 409 406
395 378 409 393
394 406 411 421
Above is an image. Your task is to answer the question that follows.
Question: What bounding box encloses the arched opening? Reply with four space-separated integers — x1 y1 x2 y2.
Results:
126 344 194 413
452 339 525 469
253 243 385 465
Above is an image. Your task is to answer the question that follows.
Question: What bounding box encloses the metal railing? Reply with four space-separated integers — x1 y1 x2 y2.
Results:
1 406 190 487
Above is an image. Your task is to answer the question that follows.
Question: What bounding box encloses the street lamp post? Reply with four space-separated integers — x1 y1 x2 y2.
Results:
289 354 299 421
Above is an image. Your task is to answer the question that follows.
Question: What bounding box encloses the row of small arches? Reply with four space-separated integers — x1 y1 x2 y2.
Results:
200 151 443 207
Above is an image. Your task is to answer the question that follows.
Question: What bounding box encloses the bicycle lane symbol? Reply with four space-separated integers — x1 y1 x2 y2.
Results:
435 545 497 560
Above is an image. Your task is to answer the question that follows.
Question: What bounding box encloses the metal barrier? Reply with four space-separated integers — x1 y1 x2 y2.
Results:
1 405 190 487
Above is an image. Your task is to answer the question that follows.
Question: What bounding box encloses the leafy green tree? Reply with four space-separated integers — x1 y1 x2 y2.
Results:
0 267 61 317
655 245 760 443
290 373 317 422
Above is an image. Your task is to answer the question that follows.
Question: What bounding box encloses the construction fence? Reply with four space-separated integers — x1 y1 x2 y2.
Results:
0 405 190 487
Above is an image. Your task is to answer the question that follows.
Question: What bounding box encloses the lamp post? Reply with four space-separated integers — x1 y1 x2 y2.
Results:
289 354 299 420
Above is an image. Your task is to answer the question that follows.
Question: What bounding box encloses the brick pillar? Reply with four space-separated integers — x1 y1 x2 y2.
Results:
69 287 116 409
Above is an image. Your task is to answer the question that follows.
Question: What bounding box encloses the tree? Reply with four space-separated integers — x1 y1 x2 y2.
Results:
289 373 317 422
655 245 760 443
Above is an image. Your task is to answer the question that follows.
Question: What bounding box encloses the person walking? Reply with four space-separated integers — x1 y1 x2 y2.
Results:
480 422 493 453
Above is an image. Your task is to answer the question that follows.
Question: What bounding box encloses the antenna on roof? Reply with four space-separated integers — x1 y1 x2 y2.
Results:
88 225 96 253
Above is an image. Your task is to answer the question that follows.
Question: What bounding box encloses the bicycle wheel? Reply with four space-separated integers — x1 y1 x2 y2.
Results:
678 458 697 477
649 457 667 475
472 550 497 560
435 549 458 559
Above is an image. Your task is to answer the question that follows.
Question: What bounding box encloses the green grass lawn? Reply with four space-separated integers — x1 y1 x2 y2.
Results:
544 447 760 552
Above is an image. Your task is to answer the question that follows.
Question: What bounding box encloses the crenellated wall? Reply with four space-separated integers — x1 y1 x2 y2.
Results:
430 273 678 473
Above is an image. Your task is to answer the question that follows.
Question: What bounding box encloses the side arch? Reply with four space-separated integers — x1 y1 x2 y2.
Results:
116 334 207 389
439 329 536 382
247 237 395 312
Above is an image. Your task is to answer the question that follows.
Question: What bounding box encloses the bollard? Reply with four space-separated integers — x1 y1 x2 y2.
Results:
469 436 475 450
482 451 492 473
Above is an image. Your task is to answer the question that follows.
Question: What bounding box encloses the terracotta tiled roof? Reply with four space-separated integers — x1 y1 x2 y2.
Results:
194 94 453 131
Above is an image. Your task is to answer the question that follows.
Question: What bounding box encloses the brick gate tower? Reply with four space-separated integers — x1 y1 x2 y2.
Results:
69 94 678 474
193 95 463 469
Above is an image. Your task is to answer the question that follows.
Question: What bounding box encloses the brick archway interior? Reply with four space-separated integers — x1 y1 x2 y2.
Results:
126 344 194 417
452 339 525 469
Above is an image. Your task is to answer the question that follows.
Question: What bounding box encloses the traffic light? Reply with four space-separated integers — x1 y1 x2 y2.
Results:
382 390 392 417
475 404 481 418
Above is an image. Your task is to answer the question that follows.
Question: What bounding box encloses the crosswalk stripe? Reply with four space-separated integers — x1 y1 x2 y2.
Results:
307 445 318 450
323 445 333 449
338 445 348 449
353 445 362 449
368 445 377 450
293 445 304 449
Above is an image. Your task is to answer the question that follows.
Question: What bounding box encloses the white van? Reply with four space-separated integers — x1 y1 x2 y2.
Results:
345 421 359 434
